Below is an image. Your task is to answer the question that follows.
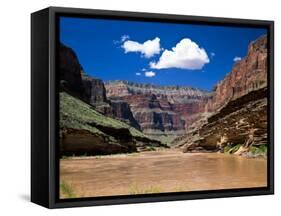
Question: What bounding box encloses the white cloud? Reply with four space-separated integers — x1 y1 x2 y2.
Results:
141 68 146 71
233 56 242 62
150 38 209 70
144 71 156 77
211 52 215 57
113 35 130 44
121 35 130 42
135 72 141 76
122 37 161 58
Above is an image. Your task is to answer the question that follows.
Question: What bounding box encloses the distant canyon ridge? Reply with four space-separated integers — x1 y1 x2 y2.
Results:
59 35 268 155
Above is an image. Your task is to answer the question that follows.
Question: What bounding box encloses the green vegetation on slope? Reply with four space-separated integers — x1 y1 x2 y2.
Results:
60 92 160 142
156 134 182 146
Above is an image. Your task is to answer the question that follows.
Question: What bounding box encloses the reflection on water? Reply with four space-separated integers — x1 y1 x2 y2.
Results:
60 151 267 198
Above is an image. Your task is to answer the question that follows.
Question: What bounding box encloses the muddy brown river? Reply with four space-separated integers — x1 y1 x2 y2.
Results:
60 150 267 198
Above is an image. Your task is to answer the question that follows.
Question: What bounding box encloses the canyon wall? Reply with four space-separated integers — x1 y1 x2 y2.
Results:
60 34 268 152
205 35 267 112
174 35 268 155
59 44 165 155
59 43 139 129
59 44 84 97
105 81 210 138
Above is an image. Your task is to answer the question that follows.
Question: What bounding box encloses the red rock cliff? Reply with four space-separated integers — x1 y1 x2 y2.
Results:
59 44 140 129
174 35 268 155
206 35 267 112
105 81 210 137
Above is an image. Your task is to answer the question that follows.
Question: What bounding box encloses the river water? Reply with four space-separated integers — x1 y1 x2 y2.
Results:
60 150 267 198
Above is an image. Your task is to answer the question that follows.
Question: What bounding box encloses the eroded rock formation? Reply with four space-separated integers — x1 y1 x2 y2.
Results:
59 43 140 128
205 35 267 112
59 43 84 97
174 88 267 152
60 92 164 156
174 35 268 155
59 34 268 155
59 44 167 155
105 81 210 138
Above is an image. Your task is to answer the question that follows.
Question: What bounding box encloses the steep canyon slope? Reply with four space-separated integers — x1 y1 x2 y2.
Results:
59 34 268 155
174 35 268 156
59 44 164 155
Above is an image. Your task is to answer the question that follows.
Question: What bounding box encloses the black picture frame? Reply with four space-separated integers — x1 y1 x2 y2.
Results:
31 6 274 209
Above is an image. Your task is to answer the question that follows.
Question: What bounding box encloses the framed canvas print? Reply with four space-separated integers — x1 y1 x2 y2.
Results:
31 7 274 208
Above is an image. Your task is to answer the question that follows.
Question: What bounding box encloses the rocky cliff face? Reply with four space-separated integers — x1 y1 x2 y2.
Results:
110 99 141 130
59 43 166 155
59 44 84 97
60 43 112 113
174 88 267 152
174 35 268 156
80 73 113 116
205 35 267 112
59 43 140 128
60 35 268 154
105 81 210 139
60 43 210 143
60 92 164 156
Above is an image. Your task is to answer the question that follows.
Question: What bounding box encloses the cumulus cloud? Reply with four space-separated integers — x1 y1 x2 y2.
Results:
150 38 209 70
135 72 141 76
144 71 156 77
233 56 242 62
122 37 161 58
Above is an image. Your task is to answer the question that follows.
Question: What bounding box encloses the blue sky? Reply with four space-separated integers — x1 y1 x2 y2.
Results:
60 17 267 91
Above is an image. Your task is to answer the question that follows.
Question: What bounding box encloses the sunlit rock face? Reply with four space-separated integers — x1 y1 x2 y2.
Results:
205 35 267 112
173 35 268 154
105 80 210 137
60 35 268 153
59 43 140 128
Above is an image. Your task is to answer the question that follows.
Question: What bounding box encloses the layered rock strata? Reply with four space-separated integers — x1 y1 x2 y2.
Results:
173 35 268 155
105 81 210 138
